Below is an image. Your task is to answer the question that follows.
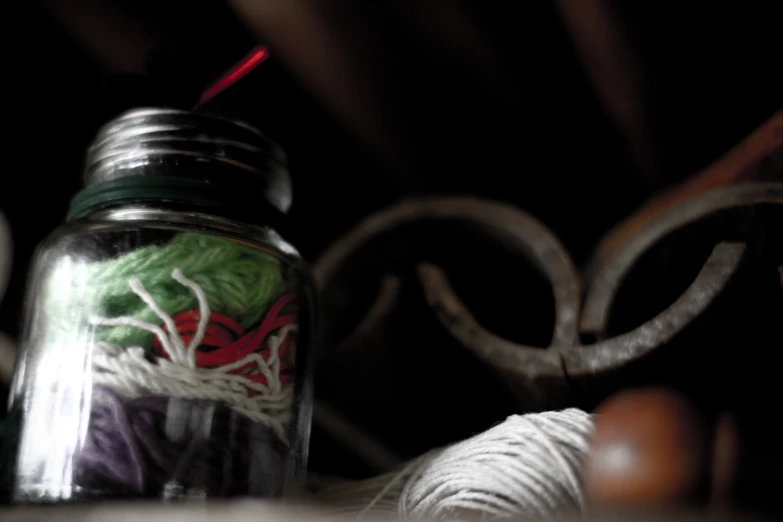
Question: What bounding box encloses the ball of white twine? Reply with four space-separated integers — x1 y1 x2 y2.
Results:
315 408 594 520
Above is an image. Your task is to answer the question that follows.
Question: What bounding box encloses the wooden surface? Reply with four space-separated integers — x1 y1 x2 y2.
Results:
0 503 772 522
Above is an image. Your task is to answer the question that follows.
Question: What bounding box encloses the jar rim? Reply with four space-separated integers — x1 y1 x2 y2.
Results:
76 107 292 217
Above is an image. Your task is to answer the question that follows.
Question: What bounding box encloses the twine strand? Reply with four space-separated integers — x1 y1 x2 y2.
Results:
317 409 594 520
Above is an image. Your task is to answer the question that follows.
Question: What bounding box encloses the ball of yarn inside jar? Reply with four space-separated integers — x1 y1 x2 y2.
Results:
74 386 287 498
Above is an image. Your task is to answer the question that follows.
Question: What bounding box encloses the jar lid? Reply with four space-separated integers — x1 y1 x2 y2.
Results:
68 108 292 222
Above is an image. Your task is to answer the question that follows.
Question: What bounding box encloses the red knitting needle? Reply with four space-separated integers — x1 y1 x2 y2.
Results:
194 46 269 108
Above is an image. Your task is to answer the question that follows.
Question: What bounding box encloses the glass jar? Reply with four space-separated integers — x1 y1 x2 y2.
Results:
3 108 315 502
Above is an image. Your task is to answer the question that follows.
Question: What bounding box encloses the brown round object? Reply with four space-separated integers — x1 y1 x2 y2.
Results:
584 388 708 507
710 411 739 505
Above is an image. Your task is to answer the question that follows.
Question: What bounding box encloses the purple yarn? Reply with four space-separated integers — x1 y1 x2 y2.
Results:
77 388 148 492
74 387 287 498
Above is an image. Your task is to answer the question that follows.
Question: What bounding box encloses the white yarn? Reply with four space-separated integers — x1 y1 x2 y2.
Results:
315 409 594 520
89 268 293 439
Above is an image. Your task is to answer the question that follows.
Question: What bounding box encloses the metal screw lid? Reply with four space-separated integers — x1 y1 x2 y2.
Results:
83 108 292 214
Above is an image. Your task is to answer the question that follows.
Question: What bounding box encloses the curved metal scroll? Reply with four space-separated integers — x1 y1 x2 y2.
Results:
581 183 783 335
315 196 582 351
311 196 583 463
315 185 781 409
565 241 746 375
421 240 745 381
420 184 780 388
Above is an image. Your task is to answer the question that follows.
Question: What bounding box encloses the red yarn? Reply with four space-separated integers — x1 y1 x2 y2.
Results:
151 293 297 386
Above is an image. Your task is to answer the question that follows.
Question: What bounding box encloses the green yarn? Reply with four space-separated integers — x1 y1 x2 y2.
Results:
76 233 283 348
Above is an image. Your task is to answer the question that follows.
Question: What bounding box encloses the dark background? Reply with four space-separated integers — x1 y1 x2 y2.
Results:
2 1 781 340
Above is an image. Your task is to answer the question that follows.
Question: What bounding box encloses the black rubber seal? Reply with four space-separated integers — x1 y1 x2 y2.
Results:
67 176 288 235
